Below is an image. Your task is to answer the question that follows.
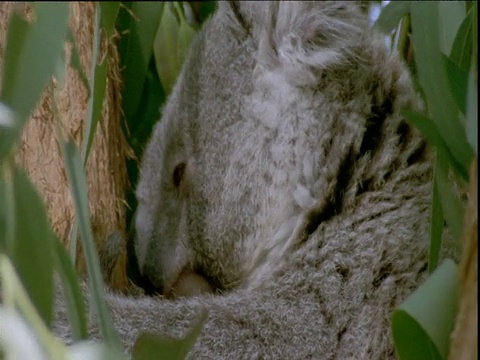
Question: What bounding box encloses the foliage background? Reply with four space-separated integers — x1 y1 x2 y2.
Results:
0 1 477 359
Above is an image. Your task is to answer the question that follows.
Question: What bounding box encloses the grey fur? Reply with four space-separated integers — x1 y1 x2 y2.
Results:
55 2 437 358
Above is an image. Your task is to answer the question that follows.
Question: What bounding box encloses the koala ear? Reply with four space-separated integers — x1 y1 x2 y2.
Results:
254 2 368 86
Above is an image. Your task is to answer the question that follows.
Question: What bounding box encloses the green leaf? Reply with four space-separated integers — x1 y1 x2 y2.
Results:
0 3 69 160
128 60 165 154
450 6 474 70
428 164 443 274
442 54 468 115
177 15 197 67
392 259 458 360
0 167 55 327
435 146 465 242
438 1 465 55
81 7 108 164
100 2 120 38
68 342 128 360
61 140 120 347
132 311 207 360
154 3 181 95
401 109 469 182
194 1 217 24
0 256 67 359
116 2 164 118
0 306 46 359
374 1 411 34
67 29 91 98
82 61 108 164
465 60 477 154
410 2 473 176
53 238 88 341
54 47 67 91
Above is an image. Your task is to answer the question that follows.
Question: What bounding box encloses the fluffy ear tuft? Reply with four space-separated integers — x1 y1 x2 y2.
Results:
254 2 368 86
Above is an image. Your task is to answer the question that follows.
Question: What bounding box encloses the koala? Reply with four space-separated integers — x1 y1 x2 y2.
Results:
54 2 435 359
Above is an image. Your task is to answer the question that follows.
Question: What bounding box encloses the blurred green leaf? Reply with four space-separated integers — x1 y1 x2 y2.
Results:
154 3 181 95
392 259 458 360
61 140 120 347
442 54 468 115
132 311 207 360
410 2 473 175
128 59 165 154
177 17 196 66
450 6 473 70
82 61 108 163
374 1 411 33
438 1 465 55
192 1 217 24
100 2 120 38
68 342 128 360
401 109 468 182
435 146 465 242
66 29 91 98
53 238 88 341
54 48 67 91
0 256 67 359
0 167 55 326
0 2 69 160
82 8 107 164
116 2 163 119
0 306 45 359
465 61 477 154
428 168 443 274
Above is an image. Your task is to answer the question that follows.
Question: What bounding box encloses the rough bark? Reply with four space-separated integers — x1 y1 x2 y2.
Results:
0 2 131 291
449 158 478 360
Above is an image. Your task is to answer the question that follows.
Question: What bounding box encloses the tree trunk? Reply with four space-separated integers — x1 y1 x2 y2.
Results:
0 2 131 291
449 158 478 360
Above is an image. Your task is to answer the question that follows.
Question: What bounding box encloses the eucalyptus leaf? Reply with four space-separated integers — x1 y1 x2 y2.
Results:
465 60 477 154
0 255 67 360
82 8 106 164
374 1 411 34
438 1 465 55
410 2 473 175
428 167 443 274
442 54 468 115
177 18 197 67
0 307 45 360
435 146 465 242
117 2 163 118
194 1 217 24
100 2 120 38
67 29 91 98
82 61 108 163
154 3 181 95
53 239 88 341
392 259 458 360
3 167 55 327
450 6 473 70
68 342 128 360
61 140 120 347
0 2 69 160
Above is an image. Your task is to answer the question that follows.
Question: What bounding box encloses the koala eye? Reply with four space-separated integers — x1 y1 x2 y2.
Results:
173 162 186 188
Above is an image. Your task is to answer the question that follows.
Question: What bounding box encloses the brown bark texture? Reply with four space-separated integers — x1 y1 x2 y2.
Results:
0 2 131 291
449 158 478 360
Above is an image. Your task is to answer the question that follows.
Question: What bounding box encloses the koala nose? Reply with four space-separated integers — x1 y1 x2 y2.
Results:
139 259 164 295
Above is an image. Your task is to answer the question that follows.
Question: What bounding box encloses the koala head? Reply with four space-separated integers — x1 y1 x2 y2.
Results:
134 2 373 295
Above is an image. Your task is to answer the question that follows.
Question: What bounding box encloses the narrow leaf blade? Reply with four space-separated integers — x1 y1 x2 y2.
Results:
392 260 458 360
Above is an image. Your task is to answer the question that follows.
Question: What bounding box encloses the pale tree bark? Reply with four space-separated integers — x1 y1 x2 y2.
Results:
449 158 478 360
0 2 132 291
